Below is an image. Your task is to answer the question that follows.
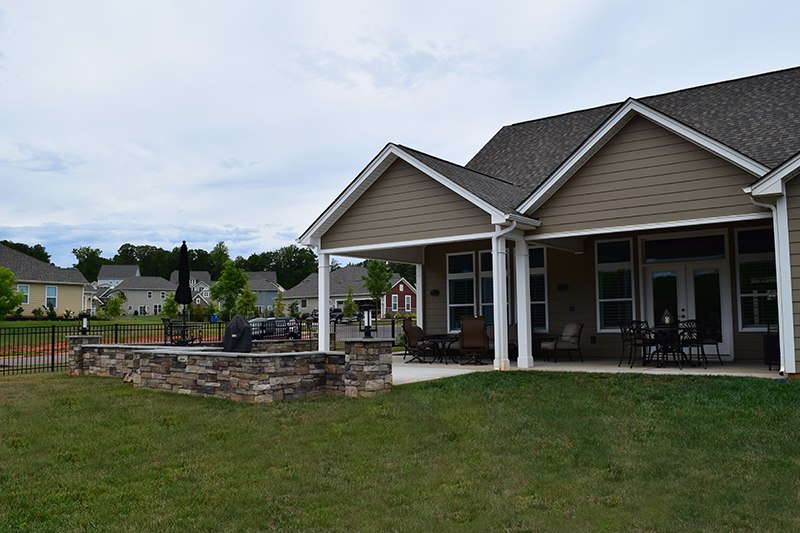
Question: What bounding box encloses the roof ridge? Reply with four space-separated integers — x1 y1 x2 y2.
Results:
505 101 622 129
397 144 521 187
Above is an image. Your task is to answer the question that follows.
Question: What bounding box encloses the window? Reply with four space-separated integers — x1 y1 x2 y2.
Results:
405 295 412 312
399 284 404 292
447 252 475 331
300 299 307 308
596 239 633 332
643 235 725 263
479 251 494 325
153 304 163 315
391 294 398 312
45 286 58 309
529 247 548 332
17 285 29 305
736 228 777 330
147 291 153 299
161 291 166 299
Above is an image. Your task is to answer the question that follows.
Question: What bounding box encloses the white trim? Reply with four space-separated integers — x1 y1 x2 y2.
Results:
513 237 533 368
751 151 800 197
404 294 412 312
299 144 509 246
320 231 496 256
45 285 58 309
517 99 769 214
595 238 635 333
318 254 331 351
415 264 424 328
17 284 30 305
525 213 772 241
774 197 796 374
391 293 398 312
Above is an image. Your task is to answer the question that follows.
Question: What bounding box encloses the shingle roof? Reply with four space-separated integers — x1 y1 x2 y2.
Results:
465 66 800 205
284 265 403 300
245 271 280 291
113 276 176 291
169 270 212 284
0 244 87 285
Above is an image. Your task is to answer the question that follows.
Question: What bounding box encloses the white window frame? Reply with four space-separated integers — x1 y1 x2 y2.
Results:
45 285 58 309
391 294 398 312
147 291 153 299
735 226 777 332
447 252 476 332
595 238 634 333
399 284 404 292
17 284 30 305
301 299 307 309
161 291 166 299
529 246 549 333
153 304 163 315
405 294 412 312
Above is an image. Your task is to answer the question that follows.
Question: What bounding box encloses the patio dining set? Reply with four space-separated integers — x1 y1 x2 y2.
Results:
619 319 724 370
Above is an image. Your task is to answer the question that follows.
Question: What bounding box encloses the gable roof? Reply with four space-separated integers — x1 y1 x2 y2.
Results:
112 276 176 291
169 270 212 284
283 265 403 300
245 271 281 291
0 244 87 285
98 265 140 280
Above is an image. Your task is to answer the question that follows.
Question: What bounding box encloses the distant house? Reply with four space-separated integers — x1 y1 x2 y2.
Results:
97 265 140 288
383 277 416 317
170 270 214 308
284 264 403 316
0 243 88 317
245 272 282 314
107 276 176 316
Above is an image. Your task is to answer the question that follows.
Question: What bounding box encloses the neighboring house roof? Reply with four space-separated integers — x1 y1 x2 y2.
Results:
112 276 176 291
284 265 403 300
300 66 800 245
245 271 281 292
0 244 87 285
97 265 140 280
169 270 212 284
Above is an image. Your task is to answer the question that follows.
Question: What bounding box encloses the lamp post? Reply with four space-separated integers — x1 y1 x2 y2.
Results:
79 311 90 335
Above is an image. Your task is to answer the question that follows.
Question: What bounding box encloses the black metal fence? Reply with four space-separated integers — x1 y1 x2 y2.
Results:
0 318 397 377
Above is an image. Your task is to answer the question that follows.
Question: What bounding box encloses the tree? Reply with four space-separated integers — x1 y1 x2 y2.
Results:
72 246 113 282
209 260 248 320
0 267 25 318
209 242 230 281
162 292 179 318
235 284 258 318
272 291 286 317
388 262 416 285
234 245 317 290
1 241 51 263
288 300 300 319
362 260 392 318
105 292 127 318
342 285 357 318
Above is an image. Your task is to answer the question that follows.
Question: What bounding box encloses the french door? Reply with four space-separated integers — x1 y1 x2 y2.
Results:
643 262 733 358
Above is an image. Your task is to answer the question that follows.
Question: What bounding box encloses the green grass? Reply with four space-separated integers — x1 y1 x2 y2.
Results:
1 371 799 531
0 316 165 329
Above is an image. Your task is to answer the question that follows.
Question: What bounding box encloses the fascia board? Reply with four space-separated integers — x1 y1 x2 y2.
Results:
516 99 770 215
299 144 507 246
751 152 800 197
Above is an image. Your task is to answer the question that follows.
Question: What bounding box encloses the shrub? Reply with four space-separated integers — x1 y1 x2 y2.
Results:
31 308 45 320
63 309 75 320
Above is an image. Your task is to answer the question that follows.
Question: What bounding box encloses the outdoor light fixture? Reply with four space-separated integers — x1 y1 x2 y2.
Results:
79 311 90 335
360 309 374 338
429 289 440 297
660 308 674 326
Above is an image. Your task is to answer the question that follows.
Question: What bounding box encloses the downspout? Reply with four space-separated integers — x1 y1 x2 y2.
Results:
750 197 785 376
492 220 518 370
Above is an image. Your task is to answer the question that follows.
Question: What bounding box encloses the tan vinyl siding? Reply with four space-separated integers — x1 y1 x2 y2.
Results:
17 283 84 317
531 116 763 235
786 179 800 367
321 160 493 249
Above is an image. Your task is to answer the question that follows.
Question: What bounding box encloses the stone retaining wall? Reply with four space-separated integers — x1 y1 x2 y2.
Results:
68 337 392 403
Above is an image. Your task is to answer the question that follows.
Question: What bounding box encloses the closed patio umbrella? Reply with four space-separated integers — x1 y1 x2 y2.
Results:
175 241 192 328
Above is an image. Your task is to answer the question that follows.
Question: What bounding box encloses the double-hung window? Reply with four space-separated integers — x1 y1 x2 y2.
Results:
529 247 548 332
45 286 58 309
391 294 398 312
447 252 475 331
405 295 412 312
596 239 633 332
736 228 777 330
17 284 30 305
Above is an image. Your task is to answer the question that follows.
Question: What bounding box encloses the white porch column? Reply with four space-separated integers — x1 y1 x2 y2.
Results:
775 196 796 374
513 238 533 368
318 253 331 352
415 263 424 328
492 233 510 370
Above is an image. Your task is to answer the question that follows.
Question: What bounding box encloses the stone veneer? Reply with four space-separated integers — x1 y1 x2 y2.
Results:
68 337 392 403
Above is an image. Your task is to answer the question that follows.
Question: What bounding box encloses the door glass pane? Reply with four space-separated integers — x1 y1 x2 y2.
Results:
693 268 722 340
652 271 678 324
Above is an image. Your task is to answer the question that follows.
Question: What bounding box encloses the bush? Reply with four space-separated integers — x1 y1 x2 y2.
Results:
63 309 75 320
31 308 44 320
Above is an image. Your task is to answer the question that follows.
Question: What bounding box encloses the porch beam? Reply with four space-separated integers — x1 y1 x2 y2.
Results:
513 238 533 368
318 253 331 351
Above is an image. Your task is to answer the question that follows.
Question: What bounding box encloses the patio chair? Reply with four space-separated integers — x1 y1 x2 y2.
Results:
763 323 779 371
402 317 435 363
459 316 488 365
540 322 584 363
627 320 655 367
679 320 708 368
699 321 724 366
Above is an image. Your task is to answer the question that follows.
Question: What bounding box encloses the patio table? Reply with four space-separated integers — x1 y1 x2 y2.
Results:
649 326 684 369
420 334 459 364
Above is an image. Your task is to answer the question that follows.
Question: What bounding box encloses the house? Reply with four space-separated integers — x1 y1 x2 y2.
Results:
170 270 214 308
97 265 140 288
284 264 404 316
107 276 176 316
244 271 282 314
0 243 89 317
383 277 416 317
300 66 800 376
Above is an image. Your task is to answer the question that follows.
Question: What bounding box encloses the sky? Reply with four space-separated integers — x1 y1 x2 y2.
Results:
1 0 800 268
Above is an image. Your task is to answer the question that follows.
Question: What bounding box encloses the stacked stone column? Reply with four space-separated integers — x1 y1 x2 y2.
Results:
343 338 393 397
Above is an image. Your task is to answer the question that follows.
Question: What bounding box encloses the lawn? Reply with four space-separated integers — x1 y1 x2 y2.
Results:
1 371 798 531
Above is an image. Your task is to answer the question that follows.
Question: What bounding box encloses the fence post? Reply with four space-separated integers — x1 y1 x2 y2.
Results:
391 318 396 340
114 323 119 344
50 324 56 372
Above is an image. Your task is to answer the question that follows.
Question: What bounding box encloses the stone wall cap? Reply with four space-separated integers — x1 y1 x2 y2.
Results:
342 338 395 343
